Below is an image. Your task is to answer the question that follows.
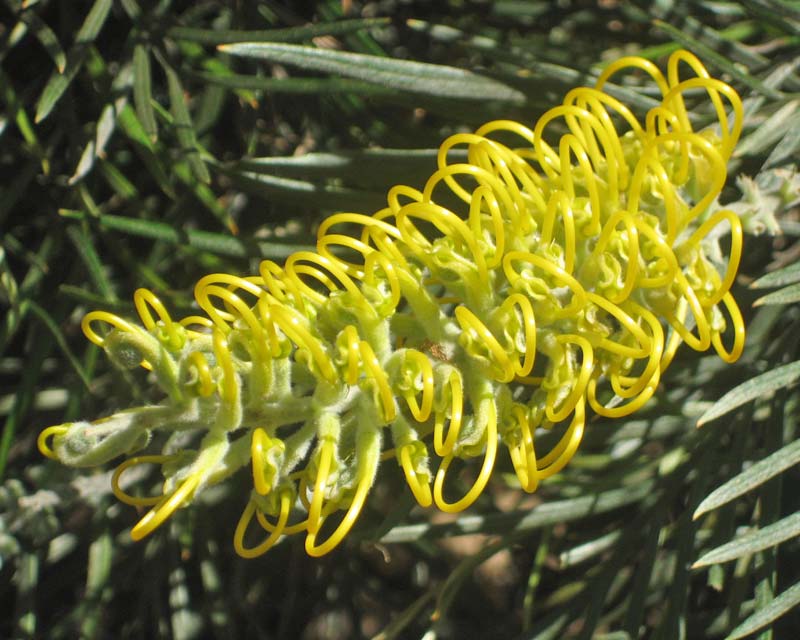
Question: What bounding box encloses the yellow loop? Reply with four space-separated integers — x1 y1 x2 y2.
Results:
270 305 337 385
401 350 434 423
179 315 214 337
359 340 396 423
684 209 743 307
433 399 498 513
536 398 585 478
187 351 215 397
433 370 464 457
306 438 335 535
112 455 177 507
545 336 594 424
540 191 576 275
81 310 141 347
285 251 370 308
130 471 202 541
305 463 372 557
342 325 361 385
81 311 153 370
212 330 238 405
133 288 183 351
711 292 746 364
399 444 432 507
609 301 664 399
503 251 587 319
251 428 284 496
590 210 640 303
588 375 659 418
500 293 537 378
37 425 69 460
508 405 538 492
233 492 291 559
256 508 310 536
363 251 402 312
454 305 515 383
585 292 651 360
596 55 670 96
468 185 506 270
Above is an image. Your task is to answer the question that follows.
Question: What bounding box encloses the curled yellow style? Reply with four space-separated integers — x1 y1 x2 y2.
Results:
40 50 745 558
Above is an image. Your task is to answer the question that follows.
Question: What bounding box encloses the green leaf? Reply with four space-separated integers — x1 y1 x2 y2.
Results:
694 440 800 519
58 209 311 259
217 42 526 103
379 481 653 543
725 580 800 640
697 360 800 426
133 44 158 141
65 224 116 301
34 0 113 122
20 10 66 72
189 70 397 96
27 300 92 390
753 282 800 306
693 511 800 568
158 58 211 184
750 261 800 289
168 17 390 45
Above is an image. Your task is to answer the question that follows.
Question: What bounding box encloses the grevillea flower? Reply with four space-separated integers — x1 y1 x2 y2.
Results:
39 50 745 558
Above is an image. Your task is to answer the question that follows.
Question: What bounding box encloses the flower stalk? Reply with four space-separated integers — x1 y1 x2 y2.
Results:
39 50 746 557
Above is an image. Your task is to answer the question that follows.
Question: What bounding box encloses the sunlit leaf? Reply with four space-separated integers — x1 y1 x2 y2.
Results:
218 42 526 103
697 360 800 426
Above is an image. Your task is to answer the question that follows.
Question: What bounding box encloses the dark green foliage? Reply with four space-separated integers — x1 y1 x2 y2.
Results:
1 1 798 638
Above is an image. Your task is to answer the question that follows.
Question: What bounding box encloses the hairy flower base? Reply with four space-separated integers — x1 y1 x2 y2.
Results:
40 50 745 558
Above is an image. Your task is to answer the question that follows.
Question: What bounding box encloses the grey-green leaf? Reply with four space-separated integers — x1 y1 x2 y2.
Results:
725 580 800 640
34 0 113 122
750 261 800 288
697 360 800 426
764 117 800 169
217 42 525 103
694 439 800 519
693 511 800 568
168 17 389 45
753 282 800 306
133 44 157 141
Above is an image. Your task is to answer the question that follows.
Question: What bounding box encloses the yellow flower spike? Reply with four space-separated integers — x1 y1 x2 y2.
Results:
41 50 749 558
111 455 177 507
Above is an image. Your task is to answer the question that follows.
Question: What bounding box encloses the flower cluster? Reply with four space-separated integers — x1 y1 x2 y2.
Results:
39 50 745 558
